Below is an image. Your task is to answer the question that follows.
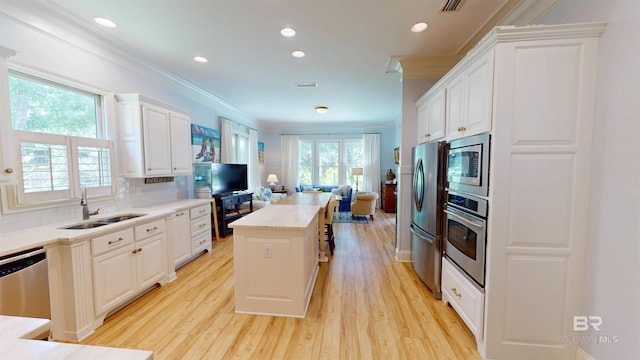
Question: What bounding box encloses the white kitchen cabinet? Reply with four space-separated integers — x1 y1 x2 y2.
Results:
168 210 191 268
0 46 16 183
92 218 167 318
189 203 211 256
441 258 484 341
445 50 494 141
430 23 605 359
117 94 192 177
416 87 446 143
169 202 212 269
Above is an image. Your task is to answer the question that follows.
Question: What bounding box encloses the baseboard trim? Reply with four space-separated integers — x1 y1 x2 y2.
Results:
395 248 411 262
576 347 596 360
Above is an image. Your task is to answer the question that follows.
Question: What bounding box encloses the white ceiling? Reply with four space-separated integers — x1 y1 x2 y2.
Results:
6 0 559 130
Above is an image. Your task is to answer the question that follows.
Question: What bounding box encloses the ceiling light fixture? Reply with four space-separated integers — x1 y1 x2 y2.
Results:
280 27 296 37
411 22 428 33
94 17 116 28
193 56 208 63
315 106 328 114
291 50 305 58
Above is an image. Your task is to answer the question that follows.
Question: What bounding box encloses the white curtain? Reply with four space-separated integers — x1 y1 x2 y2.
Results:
363 133 381 207
248 128 260 190
220 117 233 163
280 135 299 191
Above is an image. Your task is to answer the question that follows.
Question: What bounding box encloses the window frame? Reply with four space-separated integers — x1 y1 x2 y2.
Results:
2 65 117 212
298 138 363 186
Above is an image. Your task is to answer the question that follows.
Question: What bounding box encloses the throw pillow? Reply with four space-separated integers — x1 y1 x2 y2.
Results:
338 185 351 197
262 188 273 201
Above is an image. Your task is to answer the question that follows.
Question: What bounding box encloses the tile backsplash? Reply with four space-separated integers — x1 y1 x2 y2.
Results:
0 176 192 234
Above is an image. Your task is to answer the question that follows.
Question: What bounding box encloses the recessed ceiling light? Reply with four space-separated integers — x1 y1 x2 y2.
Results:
94 17 116 28
411 22 428 33
280 27 296 37
291 50 305 58
193 56 208 63
315 106 328 114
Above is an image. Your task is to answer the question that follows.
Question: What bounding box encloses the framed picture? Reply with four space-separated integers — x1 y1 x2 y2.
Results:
191 124 220 163
394 147 400 164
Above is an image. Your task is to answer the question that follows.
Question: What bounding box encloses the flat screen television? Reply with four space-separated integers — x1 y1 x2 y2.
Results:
210 163 248 195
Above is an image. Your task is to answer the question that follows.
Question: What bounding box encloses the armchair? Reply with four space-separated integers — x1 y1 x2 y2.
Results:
351 192 379 220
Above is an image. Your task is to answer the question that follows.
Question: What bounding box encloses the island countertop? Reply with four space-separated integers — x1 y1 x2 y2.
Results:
229 204 321 230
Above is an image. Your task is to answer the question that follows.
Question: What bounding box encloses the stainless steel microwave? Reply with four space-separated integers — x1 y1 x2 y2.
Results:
447 133 490 197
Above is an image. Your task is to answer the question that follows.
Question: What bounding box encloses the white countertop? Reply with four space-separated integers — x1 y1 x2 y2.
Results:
0 338 153 359
229 204 321 230
0 315 152 359
0 199 211 259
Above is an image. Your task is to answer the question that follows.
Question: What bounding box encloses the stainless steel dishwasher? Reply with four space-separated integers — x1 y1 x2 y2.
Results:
0 247 51 319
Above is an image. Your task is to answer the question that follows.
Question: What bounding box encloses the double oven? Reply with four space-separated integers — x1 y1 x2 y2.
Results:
444 133 490 289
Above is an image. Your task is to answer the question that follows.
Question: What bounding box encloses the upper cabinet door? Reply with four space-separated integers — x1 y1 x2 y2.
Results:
416 88 446 144
445 50 494 141
117 94 192 177
465 51 494 137
445 75 467 140
426 89 446 141
142 104 172 176
169 112 193 175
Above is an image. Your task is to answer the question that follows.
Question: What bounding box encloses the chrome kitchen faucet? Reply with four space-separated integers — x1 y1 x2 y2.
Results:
81 188 100 220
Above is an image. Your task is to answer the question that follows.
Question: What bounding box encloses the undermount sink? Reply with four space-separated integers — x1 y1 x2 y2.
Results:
63 222 109 230
96 214 144 223
61 214 146 230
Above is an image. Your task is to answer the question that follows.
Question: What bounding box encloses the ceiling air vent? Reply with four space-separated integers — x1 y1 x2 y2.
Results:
296 82 317 88
441 0 464 12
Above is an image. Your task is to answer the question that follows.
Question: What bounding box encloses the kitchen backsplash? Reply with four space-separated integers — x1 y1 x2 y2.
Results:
0 176 192 234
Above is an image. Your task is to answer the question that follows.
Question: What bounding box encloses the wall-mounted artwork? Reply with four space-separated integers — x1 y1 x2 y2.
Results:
258 141 264 165
191 124 220 163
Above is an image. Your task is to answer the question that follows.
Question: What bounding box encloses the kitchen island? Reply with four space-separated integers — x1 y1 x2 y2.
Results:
230 204 320 318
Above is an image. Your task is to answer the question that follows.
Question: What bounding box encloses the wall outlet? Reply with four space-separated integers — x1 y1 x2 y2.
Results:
263 244 272 258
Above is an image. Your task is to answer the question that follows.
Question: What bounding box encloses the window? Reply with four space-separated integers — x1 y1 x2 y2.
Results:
230 132 248 164
298 138 362 186
6 70 115 209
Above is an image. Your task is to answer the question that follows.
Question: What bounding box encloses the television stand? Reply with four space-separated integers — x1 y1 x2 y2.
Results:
213 192 253 238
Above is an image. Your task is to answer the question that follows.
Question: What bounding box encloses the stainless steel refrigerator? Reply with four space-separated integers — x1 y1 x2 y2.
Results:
411 140 446 299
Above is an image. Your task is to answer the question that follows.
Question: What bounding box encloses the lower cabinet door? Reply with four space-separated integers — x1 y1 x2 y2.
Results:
136 235 166 289
93 246 137 315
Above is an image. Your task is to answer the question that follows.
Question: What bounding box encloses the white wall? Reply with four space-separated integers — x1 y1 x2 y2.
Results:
0 14 255 233
539 1 640 359
396 77 439 260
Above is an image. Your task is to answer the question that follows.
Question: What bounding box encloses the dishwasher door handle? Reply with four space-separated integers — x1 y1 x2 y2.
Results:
0 247 46 267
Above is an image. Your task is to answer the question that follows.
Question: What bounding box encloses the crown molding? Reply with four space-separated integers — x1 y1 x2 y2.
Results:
0 0 258 125
397 0 563 80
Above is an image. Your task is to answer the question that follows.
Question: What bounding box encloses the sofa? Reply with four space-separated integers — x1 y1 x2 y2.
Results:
296 184 353 212
246 187 288 210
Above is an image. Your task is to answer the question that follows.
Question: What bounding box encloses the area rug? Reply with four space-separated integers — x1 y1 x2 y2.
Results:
333 212 369 224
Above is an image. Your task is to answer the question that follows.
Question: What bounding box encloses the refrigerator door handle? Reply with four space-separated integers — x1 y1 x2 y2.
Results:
410 223 434 245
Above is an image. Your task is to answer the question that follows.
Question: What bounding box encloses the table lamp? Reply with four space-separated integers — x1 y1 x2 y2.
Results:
266 174 279 190
351 167 363 192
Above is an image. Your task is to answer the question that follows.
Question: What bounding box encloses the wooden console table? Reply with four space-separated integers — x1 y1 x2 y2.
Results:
213 193 253 238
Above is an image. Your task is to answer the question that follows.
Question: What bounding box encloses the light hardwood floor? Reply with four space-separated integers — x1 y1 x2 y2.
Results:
80 209 482 359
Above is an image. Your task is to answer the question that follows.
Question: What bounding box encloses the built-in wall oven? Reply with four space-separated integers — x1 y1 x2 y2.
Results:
444 190 488 288
447 133 490 197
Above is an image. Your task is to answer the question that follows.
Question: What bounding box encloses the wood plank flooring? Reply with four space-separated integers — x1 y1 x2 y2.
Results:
79 210 482 359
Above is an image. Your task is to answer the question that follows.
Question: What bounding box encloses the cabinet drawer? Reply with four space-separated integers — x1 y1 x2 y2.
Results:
135 219 166 240
92 228 134 256
191 215 211 236
190 203 211 219
442 258 484 341
191 231 210 254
